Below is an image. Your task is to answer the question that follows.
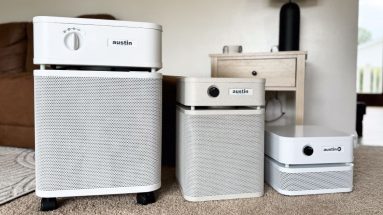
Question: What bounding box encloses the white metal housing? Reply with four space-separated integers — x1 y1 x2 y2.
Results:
176 77 265 201
176 77 265 107
33 16 163 202
34 70 162 198
265 125 354 165
265 156 353 196
264 125 354 196
33 16 162 69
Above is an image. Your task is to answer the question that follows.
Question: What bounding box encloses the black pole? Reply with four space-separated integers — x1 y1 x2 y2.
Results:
279 1 300 51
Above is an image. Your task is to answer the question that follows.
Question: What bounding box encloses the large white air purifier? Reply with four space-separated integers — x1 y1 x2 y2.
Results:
33 16 162 211
265 125 354 196
176 78 265 201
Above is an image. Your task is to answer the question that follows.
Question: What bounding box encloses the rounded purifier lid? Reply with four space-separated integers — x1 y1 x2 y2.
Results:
266 125 351 138
33 16 162 31
33 16 162 68
178 77 265 84
177 77 265 107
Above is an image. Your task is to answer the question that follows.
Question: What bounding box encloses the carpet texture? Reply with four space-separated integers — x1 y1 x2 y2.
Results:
0 147 35 205
0 146 383 215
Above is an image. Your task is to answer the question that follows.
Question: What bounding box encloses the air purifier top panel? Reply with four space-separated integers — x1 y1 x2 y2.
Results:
33 70 162 79
33 16 162 30
266 125 351 138
178 77 265 84
33 16 162 68
177 77 265 107
265 125 353 165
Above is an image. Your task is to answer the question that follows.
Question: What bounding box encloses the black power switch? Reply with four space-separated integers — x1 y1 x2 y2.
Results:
208 86 219 97
303 145 314 156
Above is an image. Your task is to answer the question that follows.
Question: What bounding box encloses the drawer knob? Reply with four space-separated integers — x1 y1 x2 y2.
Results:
251 71 258 76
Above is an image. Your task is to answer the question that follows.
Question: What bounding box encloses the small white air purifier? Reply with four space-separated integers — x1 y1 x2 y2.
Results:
176 78 265 201
33 16 162 211
265 125 354 196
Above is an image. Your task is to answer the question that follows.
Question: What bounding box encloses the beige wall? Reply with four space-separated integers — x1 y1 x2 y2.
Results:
0 0 358 133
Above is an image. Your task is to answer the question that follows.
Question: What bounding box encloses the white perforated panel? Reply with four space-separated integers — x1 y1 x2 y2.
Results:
279 171 353 191
265 157 353 193
34 74 161 192
176 108 264 199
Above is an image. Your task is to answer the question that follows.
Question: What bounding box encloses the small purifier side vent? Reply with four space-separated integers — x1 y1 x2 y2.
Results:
34 74 162 192
176 109 264 200
265 157 353 195
279 170 353 191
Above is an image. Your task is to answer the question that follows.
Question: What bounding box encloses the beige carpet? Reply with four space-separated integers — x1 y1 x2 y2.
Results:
0 147 35 205
0 146 383 215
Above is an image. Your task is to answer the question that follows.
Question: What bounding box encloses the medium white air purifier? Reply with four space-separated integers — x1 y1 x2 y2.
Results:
33 16 162 211
176 78 265 201
265 125 354 196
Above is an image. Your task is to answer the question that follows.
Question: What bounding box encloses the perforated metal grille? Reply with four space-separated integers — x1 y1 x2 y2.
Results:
279 170 353 191
265 158 353 192
34 75 161 191
176 110 264 198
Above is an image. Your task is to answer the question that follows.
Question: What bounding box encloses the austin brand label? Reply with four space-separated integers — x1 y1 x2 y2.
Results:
229 88 253 96
108 39 136 47
322 146 343 152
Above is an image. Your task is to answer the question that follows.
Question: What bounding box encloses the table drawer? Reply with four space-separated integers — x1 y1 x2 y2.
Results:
216 58 296 87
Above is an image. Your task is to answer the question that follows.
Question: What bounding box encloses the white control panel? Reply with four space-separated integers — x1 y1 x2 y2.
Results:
33 16 162 68
265 125 354 165
176 77 265 107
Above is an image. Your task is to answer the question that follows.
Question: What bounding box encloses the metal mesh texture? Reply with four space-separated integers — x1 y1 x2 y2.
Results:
34 75 162 192
265 158 353 191
176 109 264 198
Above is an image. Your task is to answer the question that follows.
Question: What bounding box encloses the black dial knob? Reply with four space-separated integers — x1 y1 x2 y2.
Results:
303 145 314 156
208 86 220 97
252 70 258 76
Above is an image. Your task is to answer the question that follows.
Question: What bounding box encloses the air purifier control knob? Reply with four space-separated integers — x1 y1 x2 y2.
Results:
64 32 81 51
207 86 220 97
303 145 314 156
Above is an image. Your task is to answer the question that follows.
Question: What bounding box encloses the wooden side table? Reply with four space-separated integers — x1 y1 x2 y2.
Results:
210 51 307 124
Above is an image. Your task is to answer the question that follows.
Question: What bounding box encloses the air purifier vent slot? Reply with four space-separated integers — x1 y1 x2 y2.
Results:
176 111 264 198
265 157 353 195
35 75 162 191
279 170 353 191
